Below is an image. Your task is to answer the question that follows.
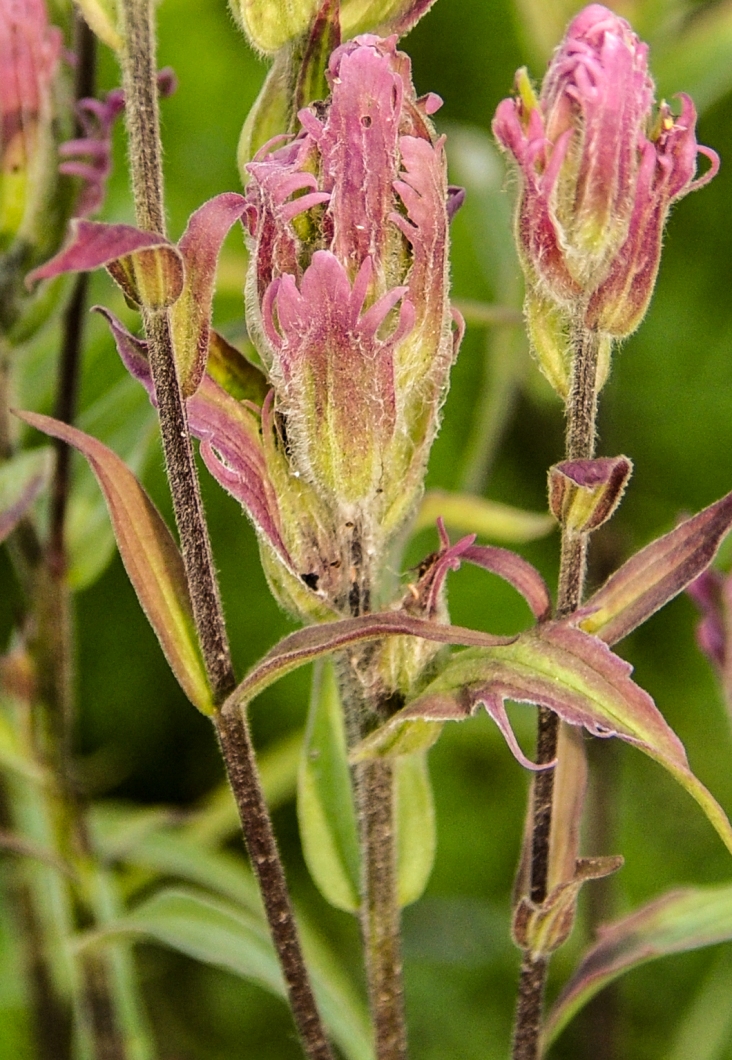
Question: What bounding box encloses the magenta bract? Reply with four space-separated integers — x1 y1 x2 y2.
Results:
492 4 719 337
244 34 459 528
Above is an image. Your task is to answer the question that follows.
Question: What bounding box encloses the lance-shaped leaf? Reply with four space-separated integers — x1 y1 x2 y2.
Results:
27 219 185 310
544 884 732 1048
222 613 515 718
77 887 373 1060
352 622 732 855
16 412 213 715
576 489 732 645
462 543 551 621
169 193 247 397
0 448 52 544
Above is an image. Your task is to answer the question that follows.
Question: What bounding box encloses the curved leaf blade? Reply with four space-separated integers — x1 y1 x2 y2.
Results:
544 884 732 1048
577 490 732 646
78 887 373 1060
17 411 213 714
354 623 732 855
222 612 514 718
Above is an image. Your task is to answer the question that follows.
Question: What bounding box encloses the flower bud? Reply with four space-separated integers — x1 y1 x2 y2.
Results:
549 455 632 535
231 0 438 55
493 4 719 372
244 35 460 556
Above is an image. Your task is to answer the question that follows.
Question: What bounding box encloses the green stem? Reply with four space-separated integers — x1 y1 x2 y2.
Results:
511 327 600 1060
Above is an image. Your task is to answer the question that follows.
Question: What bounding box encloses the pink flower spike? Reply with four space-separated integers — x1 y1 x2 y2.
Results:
493 4 719 345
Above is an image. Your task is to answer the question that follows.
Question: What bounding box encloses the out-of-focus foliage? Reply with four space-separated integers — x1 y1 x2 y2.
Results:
3 0 732 1057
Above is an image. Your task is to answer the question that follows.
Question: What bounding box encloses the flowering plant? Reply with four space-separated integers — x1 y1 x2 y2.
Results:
2 3 732 1060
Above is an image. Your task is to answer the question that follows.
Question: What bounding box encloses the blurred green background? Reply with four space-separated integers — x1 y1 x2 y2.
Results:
5 0 732 1057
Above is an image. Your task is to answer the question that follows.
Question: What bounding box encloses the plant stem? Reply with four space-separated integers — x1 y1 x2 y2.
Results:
216 709 335 1060
512 327 600 1060
118 0 233 701
338 639 407 1060
117 5 333 1057
354 757 406 1060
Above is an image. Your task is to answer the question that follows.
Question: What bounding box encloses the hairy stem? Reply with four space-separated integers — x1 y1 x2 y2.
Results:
512 327 601 1060
119 0 232 701
216 708 335 1060
355 758 406 1060
117 5 332 1057
338 640 407 1060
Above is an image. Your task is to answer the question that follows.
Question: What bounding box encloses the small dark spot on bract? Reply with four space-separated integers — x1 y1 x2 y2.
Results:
361 114 372 127
301 572 319 590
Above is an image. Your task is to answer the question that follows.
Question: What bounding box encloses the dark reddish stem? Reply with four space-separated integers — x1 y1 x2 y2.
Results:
512 328 600 1060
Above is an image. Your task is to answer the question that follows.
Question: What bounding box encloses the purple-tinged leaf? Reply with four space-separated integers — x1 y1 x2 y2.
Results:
170 194 248 397
27 219 184 310
0 448 52 544
575 489 732 645
405 521 550 623
16 412 213 715
462 544 551 621
96 308 290 564
544 884 732 1048
222 613 515 719
353 622 732 854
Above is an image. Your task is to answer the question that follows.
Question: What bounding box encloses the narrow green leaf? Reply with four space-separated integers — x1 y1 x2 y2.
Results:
544 884 732 1048
414 490 553 544
90 803 263 914
395 753 436 907
297 662 360 912
17 412 213 714
78 888 373 1060
354 623 732 856
297 667 437 911
0 447 52 544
